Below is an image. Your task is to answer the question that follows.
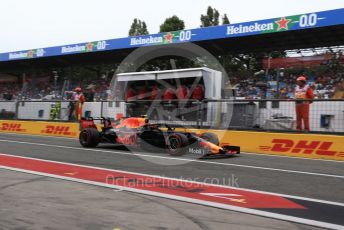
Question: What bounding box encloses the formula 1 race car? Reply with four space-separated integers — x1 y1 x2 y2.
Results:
79 117 240 158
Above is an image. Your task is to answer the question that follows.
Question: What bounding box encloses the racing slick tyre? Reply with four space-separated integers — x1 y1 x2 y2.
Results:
79 128 100 148
200 132 219 146
166 133 189 156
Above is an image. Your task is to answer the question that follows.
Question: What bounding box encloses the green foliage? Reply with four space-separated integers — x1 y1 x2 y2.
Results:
129 18 149 36
201 6 230 27
159 15 185 32
222 14 230 25
201 6 220 27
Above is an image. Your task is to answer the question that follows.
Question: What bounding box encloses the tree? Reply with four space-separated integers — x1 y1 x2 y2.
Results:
201 6 230 27
222 14 230 25
200 6 220 27
159 15 185 32
141 21 148 34
129 18 149 36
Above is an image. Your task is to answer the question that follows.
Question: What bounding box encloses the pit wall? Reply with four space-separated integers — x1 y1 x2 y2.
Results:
0 120 79 138
0 120 343 161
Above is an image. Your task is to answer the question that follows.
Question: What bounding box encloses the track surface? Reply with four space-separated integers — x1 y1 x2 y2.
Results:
0 132 343 228
1 169 322 230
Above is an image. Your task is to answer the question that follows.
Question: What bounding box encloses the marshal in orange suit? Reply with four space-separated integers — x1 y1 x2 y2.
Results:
72 87 86 121
294 76 314 131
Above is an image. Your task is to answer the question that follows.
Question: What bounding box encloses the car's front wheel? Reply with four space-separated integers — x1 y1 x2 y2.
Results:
166 133 189 156
79 128 100 148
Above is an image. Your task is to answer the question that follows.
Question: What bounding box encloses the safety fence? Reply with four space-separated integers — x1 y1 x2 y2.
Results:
0 99 343 134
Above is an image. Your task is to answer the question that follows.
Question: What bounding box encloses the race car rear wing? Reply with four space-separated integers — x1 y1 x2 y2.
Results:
80 117 110 129
80 117 118 129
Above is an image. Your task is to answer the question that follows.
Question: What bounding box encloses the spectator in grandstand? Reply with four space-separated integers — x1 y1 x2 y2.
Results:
191 83 204 101
247 86 257 97
69 87 86 121
279 87 288 99
294 76 315 132
333 81 344 99
2 91 13 101
84 85 95 102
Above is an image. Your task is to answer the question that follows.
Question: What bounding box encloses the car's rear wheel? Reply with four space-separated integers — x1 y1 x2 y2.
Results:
79 128 100 147
200 132 219 146
166 133 189 156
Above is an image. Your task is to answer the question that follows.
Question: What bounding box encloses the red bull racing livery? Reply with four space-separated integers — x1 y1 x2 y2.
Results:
79 117 240 158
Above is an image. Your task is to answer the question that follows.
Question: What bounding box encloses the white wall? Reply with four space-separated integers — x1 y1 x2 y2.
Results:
0 101 16 112
1 101 343 132
258 101 344 132
16 101 71 120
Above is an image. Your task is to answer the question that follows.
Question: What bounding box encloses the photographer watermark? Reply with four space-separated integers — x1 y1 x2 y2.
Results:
109 42 235 165
105 174 239 189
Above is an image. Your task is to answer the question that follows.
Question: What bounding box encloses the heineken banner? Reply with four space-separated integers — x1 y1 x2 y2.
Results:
1 8 343 62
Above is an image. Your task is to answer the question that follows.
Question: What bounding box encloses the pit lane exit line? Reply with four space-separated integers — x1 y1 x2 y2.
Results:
0 139 343 179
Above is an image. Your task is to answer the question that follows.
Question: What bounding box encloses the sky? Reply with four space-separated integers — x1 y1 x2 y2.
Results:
0 0 343 53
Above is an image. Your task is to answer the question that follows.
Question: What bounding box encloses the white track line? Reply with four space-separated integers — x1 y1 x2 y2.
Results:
0 132 76 140
0 156 343 230
0 139 343 179
241 151 344 163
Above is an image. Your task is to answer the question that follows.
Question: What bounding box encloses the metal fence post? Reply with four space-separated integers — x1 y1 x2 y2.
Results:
197 100 203 129
100 101 104 118
15 101 20 120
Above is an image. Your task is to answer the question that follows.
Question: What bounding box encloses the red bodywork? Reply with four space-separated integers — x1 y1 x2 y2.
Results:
80 117 240 156
81 117 147 146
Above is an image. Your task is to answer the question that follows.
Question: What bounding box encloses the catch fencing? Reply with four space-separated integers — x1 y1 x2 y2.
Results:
0 99 343 134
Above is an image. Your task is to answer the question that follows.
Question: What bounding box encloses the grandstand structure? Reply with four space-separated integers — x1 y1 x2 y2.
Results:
0 8 343 98
1 8 343 64
0 8 343 133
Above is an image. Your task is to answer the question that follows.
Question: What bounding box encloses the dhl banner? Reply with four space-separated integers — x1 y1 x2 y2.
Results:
0 120 79 138
186 129 344 161
0 120 343 161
